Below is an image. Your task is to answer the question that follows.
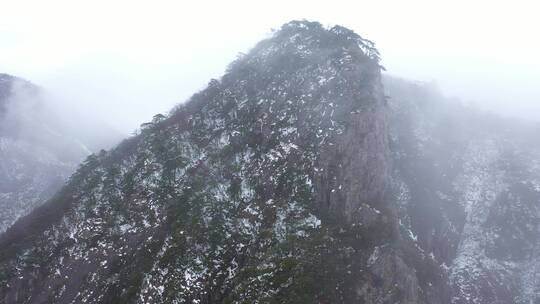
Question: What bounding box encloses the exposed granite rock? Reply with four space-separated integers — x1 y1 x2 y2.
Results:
314 75 392 225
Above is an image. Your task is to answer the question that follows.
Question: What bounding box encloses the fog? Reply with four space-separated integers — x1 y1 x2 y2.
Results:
1 0 538 132
1 77 122 156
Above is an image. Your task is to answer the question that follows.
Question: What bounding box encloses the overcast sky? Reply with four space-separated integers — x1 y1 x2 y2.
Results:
1 0 538 132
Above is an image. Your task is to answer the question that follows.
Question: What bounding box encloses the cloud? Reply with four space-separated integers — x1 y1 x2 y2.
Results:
0 0 538 131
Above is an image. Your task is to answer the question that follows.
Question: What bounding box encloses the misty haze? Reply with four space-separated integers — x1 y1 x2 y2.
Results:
0 1 539 304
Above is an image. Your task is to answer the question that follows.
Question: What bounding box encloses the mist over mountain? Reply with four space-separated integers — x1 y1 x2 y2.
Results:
0 21 538 304
2 0 539 133
0 74 123 232
385 76 540 303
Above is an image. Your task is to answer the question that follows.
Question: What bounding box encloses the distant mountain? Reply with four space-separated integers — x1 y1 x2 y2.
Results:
0 74 122 233
0 21 538 304
385 76 540 304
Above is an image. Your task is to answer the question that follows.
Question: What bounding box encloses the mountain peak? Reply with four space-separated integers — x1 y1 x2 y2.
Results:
224 20 381 79
170 20 390 224
271 20 380 61
0 22 423 304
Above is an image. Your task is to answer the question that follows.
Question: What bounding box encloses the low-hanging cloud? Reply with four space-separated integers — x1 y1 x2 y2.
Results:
0 0 538 132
